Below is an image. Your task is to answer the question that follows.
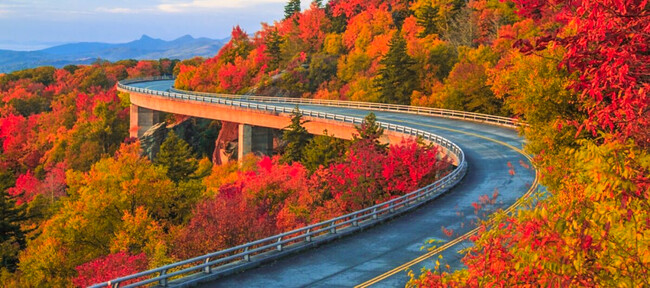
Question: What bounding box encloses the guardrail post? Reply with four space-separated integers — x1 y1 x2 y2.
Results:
305 228 312 242
243 247 250 262
372 208 378 220
204 257 212 274
159 269 168 286
330 222 336 234
277 237 283 251
352 215 358 227
389 202 395 213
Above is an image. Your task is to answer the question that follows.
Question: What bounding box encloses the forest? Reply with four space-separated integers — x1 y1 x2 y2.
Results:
1 0 648 286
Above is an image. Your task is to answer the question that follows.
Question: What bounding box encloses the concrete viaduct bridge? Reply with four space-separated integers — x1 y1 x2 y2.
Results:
94 77 537 287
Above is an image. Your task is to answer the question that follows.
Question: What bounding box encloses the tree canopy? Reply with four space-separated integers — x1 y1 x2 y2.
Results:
281 106 311 164
155 131 199 183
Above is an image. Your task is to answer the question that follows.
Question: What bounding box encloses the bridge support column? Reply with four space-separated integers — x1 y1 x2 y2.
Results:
238 124 274 161
130 105 161 138
252 126 274 156
238 124 252 161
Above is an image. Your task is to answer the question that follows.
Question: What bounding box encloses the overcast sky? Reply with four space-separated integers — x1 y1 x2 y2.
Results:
0 0 314 50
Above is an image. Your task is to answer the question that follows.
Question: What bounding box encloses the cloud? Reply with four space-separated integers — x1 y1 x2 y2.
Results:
96 7 139 14
157 0 286 13
0 4 14 17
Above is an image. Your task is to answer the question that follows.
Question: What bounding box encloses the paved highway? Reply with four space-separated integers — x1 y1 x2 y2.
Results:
129 80 536 287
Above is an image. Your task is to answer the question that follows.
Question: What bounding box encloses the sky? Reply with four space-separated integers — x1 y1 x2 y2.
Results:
0 0 314 51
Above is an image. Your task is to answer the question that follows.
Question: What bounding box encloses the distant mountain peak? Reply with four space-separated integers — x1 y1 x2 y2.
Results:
175 35 195 41
0 34 225 73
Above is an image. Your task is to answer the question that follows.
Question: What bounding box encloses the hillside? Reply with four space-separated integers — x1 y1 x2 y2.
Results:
0 35 226 73
175 0 514 116
176 0 649 286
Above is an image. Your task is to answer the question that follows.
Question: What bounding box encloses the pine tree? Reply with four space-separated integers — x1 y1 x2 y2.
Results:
265 29 283 70
0 190 27 271
302 130 346 172
375 31 417 105
155 131 199 183
284 0 301 20
281 106 311 164
353 113 387 151
392 8 410 30
415 2 440 37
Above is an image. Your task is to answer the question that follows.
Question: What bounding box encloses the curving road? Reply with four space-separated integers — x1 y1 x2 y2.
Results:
128 80 536 287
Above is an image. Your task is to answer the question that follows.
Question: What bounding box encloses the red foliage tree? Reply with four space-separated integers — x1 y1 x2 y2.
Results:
127 60 161 79
330 0 386 18
297 3 331 51
0 113 28 157
217 57 251 93
243 156 310 231
562 0 648 143
6 162 66 205
383 139 448 194
40 161 67 201
7 171 39 205
328 138 388 212
217 26 254 65
173 183 276 259
72 252 148 288
514 0 649 143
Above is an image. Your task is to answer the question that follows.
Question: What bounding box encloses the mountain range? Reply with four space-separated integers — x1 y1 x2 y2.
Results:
0 35 226 73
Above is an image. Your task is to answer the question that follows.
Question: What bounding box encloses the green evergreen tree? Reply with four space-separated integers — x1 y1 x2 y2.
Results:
303 130 346 172
392 8 410 30
284 0 301 19
281 106 311 164
415 2 440 37
375 32 417 105
307 53 338 92
325 4 348 34
265 29 284 70
92 102 129 154
312 0 323 8
0 190 27 271
155 131 199 183
353 113 387 151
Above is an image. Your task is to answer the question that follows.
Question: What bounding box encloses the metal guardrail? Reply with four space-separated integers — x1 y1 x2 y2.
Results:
121 76 524 129
90 76 515 287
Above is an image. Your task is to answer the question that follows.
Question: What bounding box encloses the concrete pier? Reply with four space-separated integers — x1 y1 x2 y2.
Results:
238 124 274 161
130 105 161 138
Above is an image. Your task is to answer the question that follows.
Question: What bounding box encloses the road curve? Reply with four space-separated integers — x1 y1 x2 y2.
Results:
129 80 536 287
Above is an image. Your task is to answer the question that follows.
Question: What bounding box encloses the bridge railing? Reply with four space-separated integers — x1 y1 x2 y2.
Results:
120 76 524 129
92 77 476 287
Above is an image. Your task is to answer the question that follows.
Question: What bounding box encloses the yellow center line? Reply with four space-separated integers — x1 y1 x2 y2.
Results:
354 119 539 288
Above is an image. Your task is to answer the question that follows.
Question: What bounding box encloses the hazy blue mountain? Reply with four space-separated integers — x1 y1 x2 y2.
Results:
0 35 226 73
